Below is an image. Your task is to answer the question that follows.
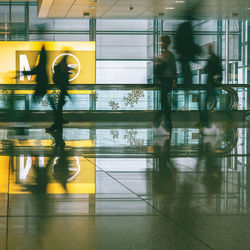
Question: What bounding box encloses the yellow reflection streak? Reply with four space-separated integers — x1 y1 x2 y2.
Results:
0 138 96 194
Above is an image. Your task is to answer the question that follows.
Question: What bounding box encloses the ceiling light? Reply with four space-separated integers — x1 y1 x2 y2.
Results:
165 7 175 10
176 0 186 3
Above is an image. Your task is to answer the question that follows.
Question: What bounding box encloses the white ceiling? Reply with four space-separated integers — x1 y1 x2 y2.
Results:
1 0 250 19
37 0 250 19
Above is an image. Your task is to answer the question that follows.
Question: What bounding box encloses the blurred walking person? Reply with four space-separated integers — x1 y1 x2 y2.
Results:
46 54 73 132
152 132 176 213
18 45 49 134
175 10 201 89
22 45 49 102
201 43 222 128
154 35 177 132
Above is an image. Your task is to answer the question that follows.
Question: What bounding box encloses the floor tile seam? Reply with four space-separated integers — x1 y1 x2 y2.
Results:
81 155 150 197
220 179 250 190
181 171 247 191
155 208 214 250
176 165 250 189
177 173 245 210
95 162 169 218
136 199 246 216
95 168 159 208
0 214 162 218
2 213 250 218
6 197 144 201
78 154 213 249
5 153 11 250
87 158 213 250
199 213 250 217
7 193 140 195
14 198 145 200
138 183 248 216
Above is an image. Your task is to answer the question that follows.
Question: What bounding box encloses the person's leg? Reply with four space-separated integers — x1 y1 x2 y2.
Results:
202 88 214 127
160 83 168 127
58 89 68 124
153 79 165 128
181 60 192 88
55 90 66 127
165 94 172 130
46 93 61 131
164 78 173 130
161 78 173 130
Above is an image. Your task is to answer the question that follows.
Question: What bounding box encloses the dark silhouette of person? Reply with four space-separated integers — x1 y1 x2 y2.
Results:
46 54 73 132
152 132 176 213
22 45 49 102
50 125 70 191
22 156 49 194
175 13 201 88
23 126 69 193
200 44 222 127
154 35 177 131
196 135 222 204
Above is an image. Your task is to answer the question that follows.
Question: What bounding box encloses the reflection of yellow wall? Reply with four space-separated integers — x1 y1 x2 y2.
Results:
0 41 95 85
10 156 95 194
0 90 96 95
0 156 9 193
0 139 96 194
2 90 96 95
14 139 95 147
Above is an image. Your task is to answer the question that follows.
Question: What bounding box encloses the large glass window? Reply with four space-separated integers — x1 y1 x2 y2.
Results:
0 5 9 41
29 4 89 41
96 19 154 84
96 35 153 59
96 61 151 84
0 1 248 110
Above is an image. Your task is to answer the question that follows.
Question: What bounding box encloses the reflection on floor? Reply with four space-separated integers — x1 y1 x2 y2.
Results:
0 121 249 250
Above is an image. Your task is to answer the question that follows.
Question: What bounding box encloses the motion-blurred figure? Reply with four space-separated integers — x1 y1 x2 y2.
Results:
22 45 49 102
200 44 222 127
154 35 177 131
152 133 176 213
175 9 201 88
20 155 50 236
205 44 223 88
50 126 70 191
197 134 222 204
23 157 49 194
47 54 72 132
23 126 69 194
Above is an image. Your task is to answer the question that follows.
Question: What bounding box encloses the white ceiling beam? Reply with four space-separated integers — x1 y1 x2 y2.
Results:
38 0 54 18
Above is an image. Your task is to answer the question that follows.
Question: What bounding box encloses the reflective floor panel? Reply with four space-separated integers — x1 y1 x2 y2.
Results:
0 121 250 249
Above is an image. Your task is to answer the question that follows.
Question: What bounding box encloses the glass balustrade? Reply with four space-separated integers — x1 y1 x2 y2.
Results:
0 84 244 112
0 126 240 157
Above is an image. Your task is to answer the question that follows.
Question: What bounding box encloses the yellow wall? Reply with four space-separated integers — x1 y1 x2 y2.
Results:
0 41 96 85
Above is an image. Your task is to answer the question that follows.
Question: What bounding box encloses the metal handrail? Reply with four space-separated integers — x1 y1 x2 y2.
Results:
0 83 249 90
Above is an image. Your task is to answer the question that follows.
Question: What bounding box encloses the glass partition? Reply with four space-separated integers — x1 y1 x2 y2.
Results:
0 2 248 111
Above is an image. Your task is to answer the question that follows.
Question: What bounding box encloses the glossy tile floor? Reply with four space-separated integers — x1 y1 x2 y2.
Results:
0 120 250 250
